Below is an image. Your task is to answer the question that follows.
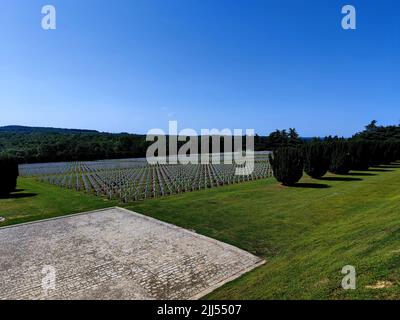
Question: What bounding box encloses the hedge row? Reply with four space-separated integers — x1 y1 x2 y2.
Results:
269 140 400 186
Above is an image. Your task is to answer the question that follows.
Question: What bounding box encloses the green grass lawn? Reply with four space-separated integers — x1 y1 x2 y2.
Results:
1 163 400 299
0 178 117 226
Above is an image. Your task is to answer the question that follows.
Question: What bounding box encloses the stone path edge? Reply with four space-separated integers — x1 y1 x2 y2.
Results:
188 259 266 300
0 206 266 300
0 207 117 230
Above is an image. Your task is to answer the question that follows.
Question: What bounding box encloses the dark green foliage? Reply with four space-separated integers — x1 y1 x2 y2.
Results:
0 125 98 134
303 143 330 179
353 121 400 141
381 141 393 164
329 141 352 175
265 128 304 149
352 140 400 167
2 123 399 166
0 158 19 196
0 127 150 164
383 141 399 164
349 141 371 170
368 141 382 166
395 142 400 161
0 126 262 164
352 121 400 166
369 140 398 165
269 147 303 186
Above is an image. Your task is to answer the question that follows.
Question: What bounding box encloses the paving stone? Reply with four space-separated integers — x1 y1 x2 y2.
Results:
0 207 264 300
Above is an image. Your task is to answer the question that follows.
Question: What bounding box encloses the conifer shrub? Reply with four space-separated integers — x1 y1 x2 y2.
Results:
329 141 352 175
0 158 19 196
269 147 303 186
349 140 371 171
304 142 330 179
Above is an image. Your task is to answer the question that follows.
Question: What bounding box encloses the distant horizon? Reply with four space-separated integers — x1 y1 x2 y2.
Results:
1 121 394 138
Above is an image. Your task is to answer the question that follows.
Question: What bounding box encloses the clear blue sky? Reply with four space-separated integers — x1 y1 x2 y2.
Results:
1 0 399 137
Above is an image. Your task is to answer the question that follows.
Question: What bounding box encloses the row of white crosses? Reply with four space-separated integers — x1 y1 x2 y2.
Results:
33 155 274 202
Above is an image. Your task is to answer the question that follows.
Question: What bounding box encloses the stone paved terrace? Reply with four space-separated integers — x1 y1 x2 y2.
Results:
0 207 264 300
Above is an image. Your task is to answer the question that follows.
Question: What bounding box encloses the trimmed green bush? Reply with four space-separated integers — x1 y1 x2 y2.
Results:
269 147 303 186
329 141 351 175
395 142 400 161
383 141 398 164
0 158 19 196
349 140 371 171
304 142 330 179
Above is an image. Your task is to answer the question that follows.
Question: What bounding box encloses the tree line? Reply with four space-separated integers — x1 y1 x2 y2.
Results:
270 121 400 186
0 126 150 163
0 126 305 164
1 121 400 195
0 121 399 165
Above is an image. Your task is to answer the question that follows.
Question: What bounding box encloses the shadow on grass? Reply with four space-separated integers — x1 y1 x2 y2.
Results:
0 192 38 199
319 177 363 182
368 169 395 172
372 164 400 168
347 172 376 176
378 166 400 169
293 183 331 189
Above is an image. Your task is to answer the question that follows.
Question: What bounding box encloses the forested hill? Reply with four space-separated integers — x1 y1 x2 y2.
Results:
0 125 99 134
0 126 149 163
0 125 302 164
1 122 399 164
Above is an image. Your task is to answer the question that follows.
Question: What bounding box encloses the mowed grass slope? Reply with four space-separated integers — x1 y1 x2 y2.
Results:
0 178 117 226
1 163 400 299
127 163 400 299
